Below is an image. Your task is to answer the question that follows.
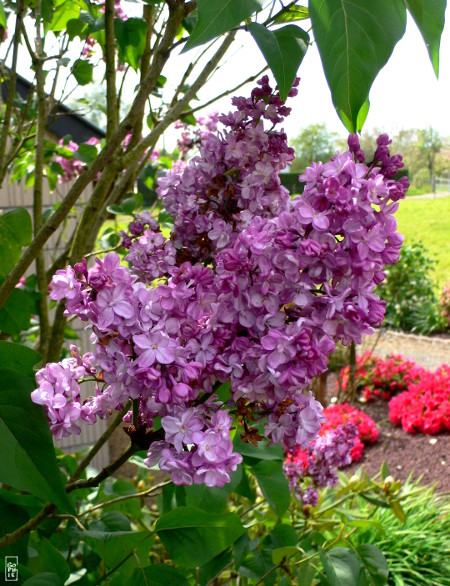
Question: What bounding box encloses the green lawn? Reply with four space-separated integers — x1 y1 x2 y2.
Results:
395 195 450 290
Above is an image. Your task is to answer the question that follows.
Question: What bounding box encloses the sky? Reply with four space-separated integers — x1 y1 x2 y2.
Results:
163 7 450 145
5 3 450 145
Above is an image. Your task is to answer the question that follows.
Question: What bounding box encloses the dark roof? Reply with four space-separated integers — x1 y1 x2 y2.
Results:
2 72 106 143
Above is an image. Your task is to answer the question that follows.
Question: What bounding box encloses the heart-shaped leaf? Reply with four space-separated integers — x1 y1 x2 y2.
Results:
309 0 406 132
248 23 309 101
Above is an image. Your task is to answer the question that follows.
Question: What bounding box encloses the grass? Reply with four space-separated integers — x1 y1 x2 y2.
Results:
352 477 450 586
395 195 450 290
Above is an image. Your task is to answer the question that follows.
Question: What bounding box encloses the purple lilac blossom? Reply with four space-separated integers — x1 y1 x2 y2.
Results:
32 77 408 488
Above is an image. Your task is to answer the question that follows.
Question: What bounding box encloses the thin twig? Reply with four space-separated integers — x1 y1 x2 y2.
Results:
79 480 171 517
69 403 131 483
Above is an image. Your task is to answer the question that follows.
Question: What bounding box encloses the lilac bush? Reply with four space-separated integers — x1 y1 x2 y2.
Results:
32 77 408 488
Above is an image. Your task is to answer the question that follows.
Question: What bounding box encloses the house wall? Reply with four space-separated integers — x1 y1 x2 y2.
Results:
1 159 111 472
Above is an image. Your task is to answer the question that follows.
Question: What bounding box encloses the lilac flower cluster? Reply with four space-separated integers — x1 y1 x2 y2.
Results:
283 424 358 506
32 77 408 487
55 138 100 184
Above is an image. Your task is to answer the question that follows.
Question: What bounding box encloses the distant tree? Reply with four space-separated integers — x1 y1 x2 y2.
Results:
290 123 340 173
417 127 442 191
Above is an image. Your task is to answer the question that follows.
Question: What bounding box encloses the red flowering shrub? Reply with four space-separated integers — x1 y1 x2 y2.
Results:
389 365 450 435
321 403 379 461
288 403 378 468
337 351 424 402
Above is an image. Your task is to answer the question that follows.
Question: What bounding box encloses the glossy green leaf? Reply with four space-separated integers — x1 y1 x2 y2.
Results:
48 0 81 32
380 461 390 480
248 23 309 101
198 549 232 585
0 369 75 513
83 529 153 569
41 0 54 22
273 5 309 23
406 0 446 77
156 506 245 568
319 547 361 586
72 59 94 85
0 208 32 246
183 0 263 52
126 564 190 586
23 573 63 586
309 0 406 132
356 544 389 586
0 1 7 28
389 499 407 523
0 287 35 335
0 499 30 562
114 18 147 71
252 460 290 517
0 341 41 374
233 432 284 461
38 538 70 582
76 143 98 163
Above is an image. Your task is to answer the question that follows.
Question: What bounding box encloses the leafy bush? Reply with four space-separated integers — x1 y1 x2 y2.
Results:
376 242 445 334
351 476 450 586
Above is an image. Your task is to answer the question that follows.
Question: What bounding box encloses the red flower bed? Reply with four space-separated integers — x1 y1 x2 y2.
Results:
337 351 424 402
321 403 379 461
389 365 450 435
289 403 379 466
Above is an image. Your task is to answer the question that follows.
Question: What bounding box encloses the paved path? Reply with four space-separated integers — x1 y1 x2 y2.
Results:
407 191 450 200
360 330 450 370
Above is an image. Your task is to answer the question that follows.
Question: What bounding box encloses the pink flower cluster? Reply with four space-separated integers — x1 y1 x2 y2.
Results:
55 138 100 184
389 365 450 434
33 77 407 487
338 352 423 402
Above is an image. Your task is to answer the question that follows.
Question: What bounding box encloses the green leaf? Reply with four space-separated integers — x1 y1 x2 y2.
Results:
126 564 190 586
48 0 81 32
248 23 309 101
309 0 406 132
380 461 390 481
38 538 70 582
0 341 41 374
233 432 284 461
76 143 98 163
252 460 290 517
183 0 263 52
198 549 232 585
319 547 361 586
114 18 147 71
389 499 407 523
106 204 123 215
0 369 75 514
0 1 7 27
0 499 30 562
121 197 139 215
356 544 389 586
405 0 446 76
273 5 309 23
23 572 64 586
72 59 94 85
83 529 153 569
66 18 87 39
271 546 299 565
156 506 245 568
0 208 32 246
41 0 54 22
0 287 35 335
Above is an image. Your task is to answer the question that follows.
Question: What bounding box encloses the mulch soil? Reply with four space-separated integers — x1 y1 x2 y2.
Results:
326 371 450 494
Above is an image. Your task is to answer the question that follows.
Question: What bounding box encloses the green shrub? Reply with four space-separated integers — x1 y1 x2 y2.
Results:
377 242 445 334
